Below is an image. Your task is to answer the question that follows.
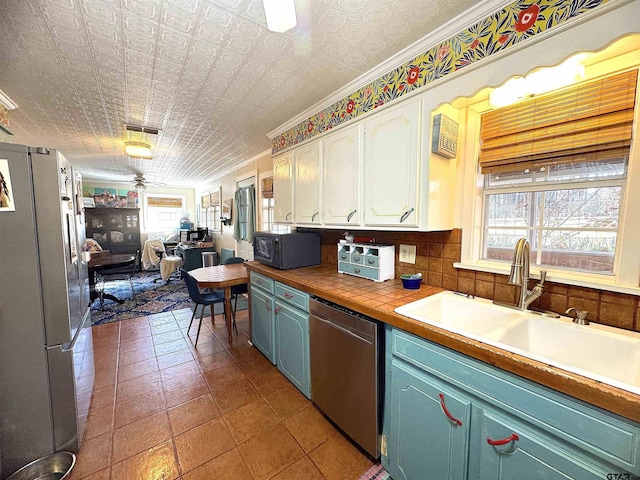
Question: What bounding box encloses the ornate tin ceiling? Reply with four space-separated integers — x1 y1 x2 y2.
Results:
0 0 478 187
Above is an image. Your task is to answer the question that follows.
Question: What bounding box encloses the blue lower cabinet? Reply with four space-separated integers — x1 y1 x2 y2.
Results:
384 360 471 480
250 286 275 364
472 407 605 480
383 327 640 480
275 301 311 399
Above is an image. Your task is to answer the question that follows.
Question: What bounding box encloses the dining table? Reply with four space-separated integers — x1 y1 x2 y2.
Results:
189 262 249 344
88 253 136 306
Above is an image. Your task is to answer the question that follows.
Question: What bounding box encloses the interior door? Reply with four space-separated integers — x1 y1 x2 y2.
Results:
235 176 255 260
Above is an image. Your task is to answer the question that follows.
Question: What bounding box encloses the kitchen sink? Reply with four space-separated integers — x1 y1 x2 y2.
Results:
395 291 640 395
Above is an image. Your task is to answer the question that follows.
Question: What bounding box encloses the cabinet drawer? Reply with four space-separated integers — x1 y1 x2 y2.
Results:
250 271 274 294
363 254 379 268
390 328 640 474
275 282 309 312
351 247 364 264
338 250 350 262
338 262 379 281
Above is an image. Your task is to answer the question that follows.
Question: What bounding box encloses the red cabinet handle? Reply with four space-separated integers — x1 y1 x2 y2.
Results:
439 393 462 426
284 292 293 299
274 306 281 314
256 279 263 285
265 299 271 312
487 433 519 446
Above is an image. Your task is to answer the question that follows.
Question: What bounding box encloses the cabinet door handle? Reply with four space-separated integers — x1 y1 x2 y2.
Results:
353 256 360 262
274 306 281 314
367 259 375 265
312 212 319 222
486 433 519 446
439 393 462 426
286 212 292 221
340 255 348 260
284 292 293 299
265 299 272 312
354 268 361 274
400 207 415 223
256 279 263 285
347 209 357 222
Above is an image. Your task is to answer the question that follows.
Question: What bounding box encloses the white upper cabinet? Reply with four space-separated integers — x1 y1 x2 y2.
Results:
294 140 321 225
364 99 420 227
273 152 294 223
322 125 362 226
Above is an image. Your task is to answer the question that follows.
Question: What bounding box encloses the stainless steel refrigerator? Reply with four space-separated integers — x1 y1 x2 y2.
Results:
0 142 94 478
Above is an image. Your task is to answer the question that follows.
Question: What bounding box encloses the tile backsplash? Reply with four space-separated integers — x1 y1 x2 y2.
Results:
315 228 640 332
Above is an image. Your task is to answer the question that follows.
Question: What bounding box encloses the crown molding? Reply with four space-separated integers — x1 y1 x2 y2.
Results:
267 0 510 139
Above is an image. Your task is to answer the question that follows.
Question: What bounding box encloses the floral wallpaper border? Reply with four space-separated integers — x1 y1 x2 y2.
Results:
272 0 610 154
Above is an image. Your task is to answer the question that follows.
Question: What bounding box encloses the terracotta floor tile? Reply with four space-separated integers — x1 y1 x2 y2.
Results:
114 388 166 428
160 360 201 384
119 336 155 353
211 379 261 415
112 412 172 463
83 403 114 440
116 371 162 402
188 338 227 358
155 338 189 356
148 313 177 327
163 374 210 408
168 394 221 436
93 368 117 390
69 467 110 480
117 357 159 383
270 456 325 480
153 329 186 346
195 350 235 373
238 423 304 480
151 321 181 335
181 448 253 480
203 364 247 391
120 325 152 342
248 368 290 397
284 405 336 453
69 432 112 479
111 440 179 480
223 398 280 444
174 418 236 474
90 384 116 409
185 328 218 346
308 433 373 480
157 349 195 370
265 384 312 420
237 354 272 377
119 346 156 366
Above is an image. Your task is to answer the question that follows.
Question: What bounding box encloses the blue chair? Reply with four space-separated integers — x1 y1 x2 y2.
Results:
223 257 247 335
181 269 225 345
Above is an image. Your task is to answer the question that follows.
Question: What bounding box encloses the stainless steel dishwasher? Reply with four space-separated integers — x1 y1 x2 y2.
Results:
309 297 383 458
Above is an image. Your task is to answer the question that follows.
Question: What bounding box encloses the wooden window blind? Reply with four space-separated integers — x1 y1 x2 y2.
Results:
262 177 273 199
479 69 637 174
147 196 183 208
201 194 210 208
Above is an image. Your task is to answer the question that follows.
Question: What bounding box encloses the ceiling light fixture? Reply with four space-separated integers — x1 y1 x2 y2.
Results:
125 141 152 159
263 0 297 33
0 89 18 110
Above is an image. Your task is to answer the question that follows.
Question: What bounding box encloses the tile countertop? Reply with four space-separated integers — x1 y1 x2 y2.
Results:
245 261 640 424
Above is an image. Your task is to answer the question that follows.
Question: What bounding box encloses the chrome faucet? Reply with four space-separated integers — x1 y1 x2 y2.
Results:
507 238 547 311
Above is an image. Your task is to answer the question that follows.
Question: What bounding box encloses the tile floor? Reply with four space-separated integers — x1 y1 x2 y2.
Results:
69 306 375 480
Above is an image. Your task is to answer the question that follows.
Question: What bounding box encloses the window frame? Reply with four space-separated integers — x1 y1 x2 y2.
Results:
142 193 186 233
457 72 640 294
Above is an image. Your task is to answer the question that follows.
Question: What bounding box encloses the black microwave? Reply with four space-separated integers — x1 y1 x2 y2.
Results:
253 231 321 270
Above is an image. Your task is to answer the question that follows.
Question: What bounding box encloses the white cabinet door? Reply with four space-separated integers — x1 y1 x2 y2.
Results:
323 124 361 226
294 141 321 225
273 152 293 223
364 100 420 227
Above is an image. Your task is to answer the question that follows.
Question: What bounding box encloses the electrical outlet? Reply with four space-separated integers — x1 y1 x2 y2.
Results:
399 244 416 264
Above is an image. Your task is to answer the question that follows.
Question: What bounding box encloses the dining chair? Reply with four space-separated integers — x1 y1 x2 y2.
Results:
180 268 226 345
223 257 246 335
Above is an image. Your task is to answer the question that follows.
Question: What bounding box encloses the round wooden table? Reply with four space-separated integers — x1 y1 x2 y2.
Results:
88 253 136 307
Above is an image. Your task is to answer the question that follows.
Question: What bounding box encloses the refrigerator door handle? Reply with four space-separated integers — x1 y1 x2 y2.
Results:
54 307 90 353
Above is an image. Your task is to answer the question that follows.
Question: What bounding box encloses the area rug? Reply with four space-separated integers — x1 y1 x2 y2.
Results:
358 464 390 480
90 271 247 326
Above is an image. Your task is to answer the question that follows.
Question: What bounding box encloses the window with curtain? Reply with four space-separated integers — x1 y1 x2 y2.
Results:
480 69 636 274
207 189 221 232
